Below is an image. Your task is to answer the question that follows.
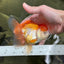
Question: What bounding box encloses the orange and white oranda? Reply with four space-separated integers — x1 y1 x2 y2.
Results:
8 15 50 45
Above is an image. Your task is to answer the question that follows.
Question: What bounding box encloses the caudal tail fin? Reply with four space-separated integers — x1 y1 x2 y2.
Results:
8 15 19 31
8 15 25 45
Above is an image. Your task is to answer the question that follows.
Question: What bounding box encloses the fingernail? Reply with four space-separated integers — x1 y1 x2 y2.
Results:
23 2 29 7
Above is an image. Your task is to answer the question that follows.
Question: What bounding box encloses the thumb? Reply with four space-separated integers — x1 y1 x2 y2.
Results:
23 2 41 14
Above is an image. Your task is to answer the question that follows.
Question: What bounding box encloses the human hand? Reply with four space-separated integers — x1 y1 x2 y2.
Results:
21 3 64 45
22 3 64 34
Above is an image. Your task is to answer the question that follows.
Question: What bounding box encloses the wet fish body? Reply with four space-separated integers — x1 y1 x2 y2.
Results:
8 16 50 45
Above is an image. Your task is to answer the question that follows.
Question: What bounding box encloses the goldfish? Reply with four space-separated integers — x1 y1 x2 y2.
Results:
8 15 50 45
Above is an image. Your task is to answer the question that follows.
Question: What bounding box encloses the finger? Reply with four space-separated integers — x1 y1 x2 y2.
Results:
23 2 55 14
39 40 46 45
23 2 56 14
21 14 48 25
23 2 40 14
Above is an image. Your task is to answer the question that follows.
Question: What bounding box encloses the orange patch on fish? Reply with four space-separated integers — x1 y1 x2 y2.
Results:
22 23 39 30
30 39 37 43
20 20 32 27
39 24 48 31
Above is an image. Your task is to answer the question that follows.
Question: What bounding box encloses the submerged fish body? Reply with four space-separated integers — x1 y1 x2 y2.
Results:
8 16 50 45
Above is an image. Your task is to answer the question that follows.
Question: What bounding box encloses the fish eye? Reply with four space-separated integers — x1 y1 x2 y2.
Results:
44 31 47 34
